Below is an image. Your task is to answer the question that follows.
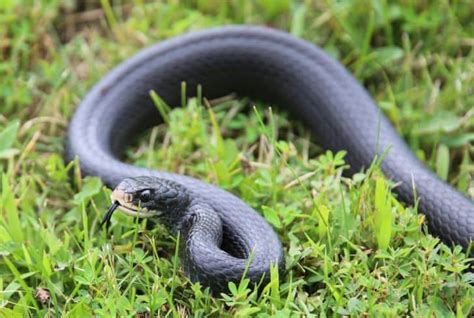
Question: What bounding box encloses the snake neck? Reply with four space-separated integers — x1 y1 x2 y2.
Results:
174 199 223 241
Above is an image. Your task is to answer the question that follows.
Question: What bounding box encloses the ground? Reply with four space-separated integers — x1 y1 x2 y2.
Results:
0 0 473 316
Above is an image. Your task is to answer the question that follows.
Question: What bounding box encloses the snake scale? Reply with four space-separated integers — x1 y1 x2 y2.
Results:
65 26 474 293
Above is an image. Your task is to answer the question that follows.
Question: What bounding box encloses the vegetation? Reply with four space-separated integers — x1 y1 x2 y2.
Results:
1 0 473 316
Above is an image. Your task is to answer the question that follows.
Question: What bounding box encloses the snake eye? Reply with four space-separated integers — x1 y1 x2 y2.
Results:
139 190 152 202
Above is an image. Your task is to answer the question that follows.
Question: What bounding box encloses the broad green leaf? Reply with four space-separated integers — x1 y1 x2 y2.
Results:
374 177 392 250
0 120 19 151
291 4 306 37
73 177 103 204
1 174 23 242
435 143 450 181
414 112 461 135
317 204 330 238
0 148 20 159
235 306 261 317
262 206 282 228
441 133 474 147
372 47 404 66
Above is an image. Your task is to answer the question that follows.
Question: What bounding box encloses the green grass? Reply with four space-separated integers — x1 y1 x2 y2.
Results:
1 0 473 316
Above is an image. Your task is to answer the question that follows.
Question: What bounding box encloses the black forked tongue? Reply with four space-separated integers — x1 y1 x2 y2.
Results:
100 201 120 231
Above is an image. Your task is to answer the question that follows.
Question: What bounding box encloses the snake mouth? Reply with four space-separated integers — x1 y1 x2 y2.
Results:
111 189 161 218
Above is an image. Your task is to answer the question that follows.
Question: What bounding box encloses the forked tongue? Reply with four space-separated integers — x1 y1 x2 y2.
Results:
100 201 120 230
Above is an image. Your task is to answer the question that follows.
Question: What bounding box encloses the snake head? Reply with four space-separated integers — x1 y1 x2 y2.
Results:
110 176 190 219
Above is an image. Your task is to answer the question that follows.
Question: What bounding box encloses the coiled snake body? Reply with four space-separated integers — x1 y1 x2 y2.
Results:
65 26 474 293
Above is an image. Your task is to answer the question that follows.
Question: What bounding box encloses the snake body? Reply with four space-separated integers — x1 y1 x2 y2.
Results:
65 26 474 293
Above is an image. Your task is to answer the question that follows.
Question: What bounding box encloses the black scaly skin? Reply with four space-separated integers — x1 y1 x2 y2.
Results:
65 26 474 293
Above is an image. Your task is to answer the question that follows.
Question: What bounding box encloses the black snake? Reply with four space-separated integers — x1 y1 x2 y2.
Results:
65 26 474 293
